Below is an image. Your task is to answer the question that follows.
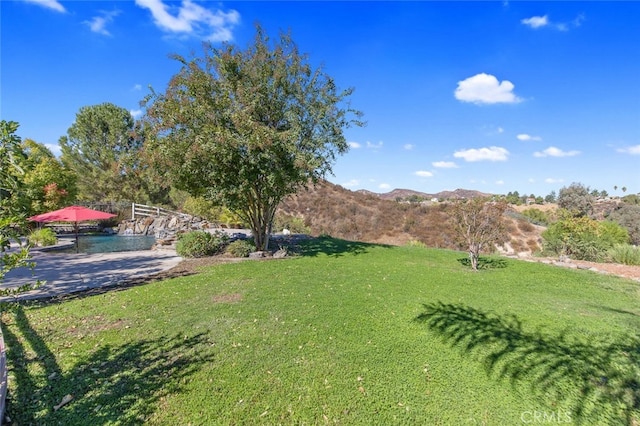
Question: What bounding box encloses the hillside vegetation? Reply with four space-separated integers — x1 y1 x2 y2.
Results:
278 181 543 255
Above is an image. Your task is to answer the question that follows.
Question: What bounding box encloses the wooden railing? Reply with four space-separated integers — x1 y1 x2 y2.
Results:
131 203 191 220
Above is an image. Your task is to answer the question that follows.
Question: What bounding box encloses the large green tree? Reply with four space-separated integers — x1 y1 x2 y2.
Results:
60 103 143 203
142 25 363 250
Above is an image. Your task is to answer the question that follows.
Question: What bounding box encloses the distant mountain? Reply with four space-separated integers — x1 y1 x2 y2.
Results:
362 188 493 201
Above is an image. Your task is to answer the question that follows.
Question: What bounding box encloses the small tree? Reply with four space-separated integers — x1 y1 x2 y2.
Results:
142 25 363 250
545 190 557 204
21 139 77 214
450 198 508 271
558 182 594 217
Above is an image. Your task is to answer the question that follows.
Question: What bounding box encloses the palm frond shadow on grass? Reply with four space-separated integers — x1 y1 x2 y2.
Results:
415 302 640 425
2 304 215 425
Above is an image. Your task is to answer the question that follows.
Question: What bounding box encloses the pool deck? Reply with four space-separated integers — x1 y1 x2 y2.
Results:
1 241 183 301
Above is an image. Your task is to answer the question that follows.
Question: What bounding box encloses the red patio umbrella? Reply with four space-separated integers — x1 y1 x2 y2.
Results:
29 206 117 251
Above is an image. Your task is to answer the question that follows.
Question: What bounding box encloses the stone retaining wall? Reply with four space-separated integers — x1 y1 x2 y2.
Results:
117 215 222 238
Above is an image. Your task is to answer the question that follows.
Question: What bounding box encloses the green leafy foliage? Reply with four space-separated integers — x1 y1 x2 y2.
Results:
27 228 57 247
542 217 629 261
224 239 255 257
272 213 310 234
607 203 640 245
520 207 551 226
557 182 595 217
142 24 363 250
0 120 29 216
0 121 39 291
607 244 640 266
60 103 145 203
176 231 229 258
180 196 223 221
21 139 77 214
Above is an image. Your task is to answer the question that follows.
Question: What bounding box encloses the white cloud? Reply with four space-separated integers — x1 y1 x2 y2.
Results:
432 161 458 169
403 144 414 150
84 10 121 36
495 180 505 185
23 0 65 12
132 84 142 91
378 183 391 190
454 146 509 162
45 143 62 157
522 14 585 31
497 127 504 134
533 146 580 157
135 0 240 41
454 73 522 105
517 133 542 141
521 15 548 29
366 141 383 150
545 178 565 184
342 179 360 188
348 141 362 149
415 170 434 178
130 109 143 118
616 145 640 155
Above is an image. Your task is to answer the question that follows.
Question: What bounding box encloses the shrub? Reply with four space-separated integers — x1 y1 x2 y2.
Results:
181 196 222 221
27 228 57 247
607 244 640 266
607 204 640 245
542 217 629 261
557 182 595 217
517 219 535 233
406 240 426 248
176 231 229 258
273 213 311 234
520 208 550 226
225 239 255 258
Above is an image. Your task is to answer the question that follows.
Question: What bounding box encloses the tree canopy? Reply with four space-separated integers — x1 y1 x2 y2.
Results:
60 102 143 203
142 25 363 250
558 182 595 217
0 121 35 288
449 198 508 271
21 139 77 214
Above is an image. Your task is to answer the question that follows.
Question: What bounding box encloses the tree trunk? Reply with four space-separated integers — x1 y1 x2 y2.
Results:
469 249 479 271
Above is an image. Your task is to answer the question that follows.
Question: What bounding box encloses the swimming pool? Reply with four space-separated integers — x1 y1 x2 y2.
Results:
58 235 157 254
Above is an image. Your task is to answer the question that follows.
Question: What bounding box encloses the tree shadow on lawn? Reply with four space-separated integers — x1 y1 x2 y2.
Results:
298 236 392 258
415 302 640 425
2 304 215 425
456 256 508 270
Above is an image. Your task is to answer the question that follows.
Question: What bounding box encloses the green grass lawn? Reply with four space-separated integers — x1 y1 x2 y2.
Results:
2 237 639 425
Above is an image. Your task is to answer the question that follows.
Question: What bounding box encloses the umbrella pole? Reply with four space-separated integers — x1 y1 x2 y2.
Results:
75 222 79 253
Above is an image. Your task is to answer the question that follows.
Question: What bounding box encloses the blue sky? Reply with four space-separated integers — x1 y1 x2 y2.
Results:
2 1 639 197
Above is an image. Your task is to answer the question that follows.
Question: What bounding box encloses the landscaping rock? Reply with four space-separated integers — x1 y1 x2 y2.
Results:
249 251 269 259
273 249 288 259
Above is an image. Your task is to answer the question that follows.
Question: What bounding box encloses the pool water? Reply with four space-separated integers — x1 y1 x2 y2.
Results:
59 235 157 254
